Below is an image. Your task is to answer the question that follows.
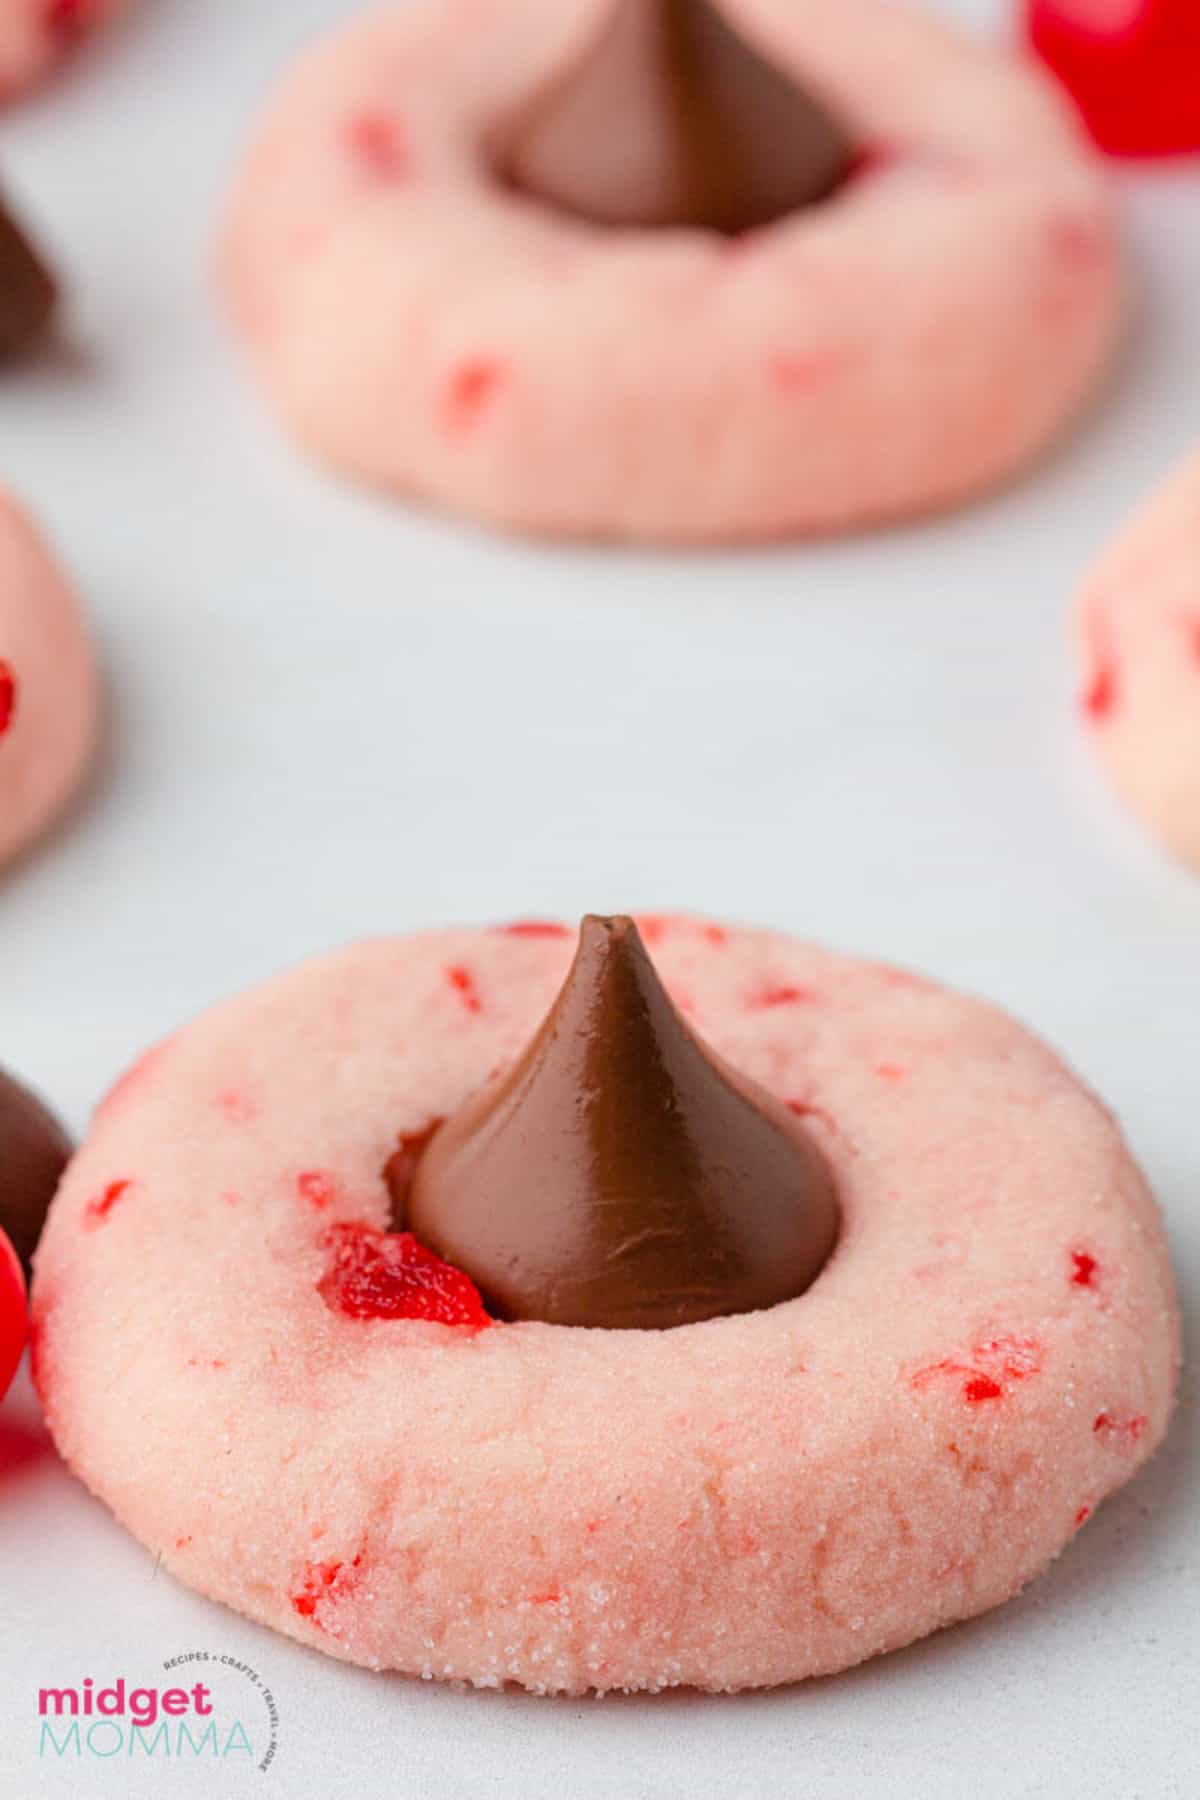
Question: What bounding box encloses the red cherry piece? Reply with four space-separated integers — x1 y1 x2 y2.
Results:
0 662 16 736
318 1221 490 1328
963 1374 1003 1403
785 1096 843 1140
83 1178 132 1228
345 113 408 177
1071 1249 1099 1287
442 358 506 436
1083 661 1118 722
446 964 482 1013
290 1553 363 1624
297 1170 336 1211
495 920 571 939
1080 596 1120 723
217 1089 255 1124
1026 1 1200 158
634 915 670 944
44 0 91 44
0 1228 27 1399
912 1334 1044 1404
770 347 856 392
752 984 815 1010
1093 1409 1148 1440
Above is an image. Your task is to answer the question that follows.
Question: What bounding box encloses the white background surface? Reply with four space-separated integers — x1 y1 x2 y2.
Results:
1 1 1197 1795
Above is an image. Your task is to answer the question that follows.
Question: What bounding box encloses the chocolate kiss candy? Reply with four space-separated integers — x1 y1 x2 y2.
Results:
0 1067 72 1277
404 915 839 1329
497 0 855 233
0 190 57 362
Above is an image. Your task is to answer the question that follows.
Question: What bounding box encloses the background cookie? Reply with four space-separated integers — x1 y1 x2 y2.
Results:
0 490 98 869
1077 451 1200 871
222 0 1124 542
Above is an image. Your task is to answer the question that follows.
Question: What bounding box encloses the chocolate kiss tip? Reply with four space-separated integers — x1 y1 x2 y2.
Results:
405 914 839 1329
496 0 856 234
0 189 57 363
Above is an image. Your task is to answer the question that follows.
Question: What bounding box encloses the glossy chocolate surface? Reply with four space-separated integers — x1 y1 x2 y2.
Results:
404 915 838 1328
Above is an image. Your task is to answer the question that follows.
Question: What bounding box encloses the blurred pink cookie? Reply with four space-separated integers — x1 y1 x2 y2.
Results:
1077 452 1200 871
222 0 1125 544
0 0 127 101
35 917 1178 1695
0 490 97 868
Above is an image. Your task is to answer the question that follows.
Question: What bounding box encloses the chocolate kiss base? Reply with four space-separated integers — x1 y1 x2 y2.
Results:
0 1067 73 1277
495 0 856 234
0 192 57 362
402 916 839 1329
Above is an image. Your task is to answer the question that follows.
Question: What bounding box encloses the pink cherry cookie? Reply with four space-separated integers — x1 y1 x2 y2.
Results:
221 0 1125 545
0 489 98 869
34 917 1179 1694
1077 451 1200 871
0 0 128 102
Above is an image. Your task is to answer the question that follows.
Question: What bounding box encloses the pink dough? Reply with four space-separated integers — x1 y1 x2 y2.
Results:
34 917 1178 1694
0 0 127 101
221 0 1125 544
0 490 97 869
1077 451 1200 871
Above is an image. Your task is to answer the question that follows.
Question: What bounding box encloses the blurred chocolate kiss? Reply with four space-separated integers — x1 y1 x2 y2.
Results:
496 0 856 233
0 187 57 362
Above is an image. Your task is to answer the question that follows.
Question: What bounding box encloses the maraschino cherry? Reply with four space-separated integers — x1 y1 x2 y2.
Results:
0 1229 27 1401
1026 0 1200 156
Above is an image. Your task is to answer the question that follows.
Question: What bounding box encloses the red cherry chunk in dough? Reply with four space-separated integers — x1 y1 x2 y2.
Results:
318 1221 490 1329
0 662 16 736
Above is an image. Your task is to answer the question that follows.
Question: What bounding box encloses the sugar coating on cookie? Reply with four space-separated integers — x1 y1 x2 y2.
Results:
222 0 1124 544
0 491 97 868
0 0 127 100
34 918 1178 1695
1077 451 1200 871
